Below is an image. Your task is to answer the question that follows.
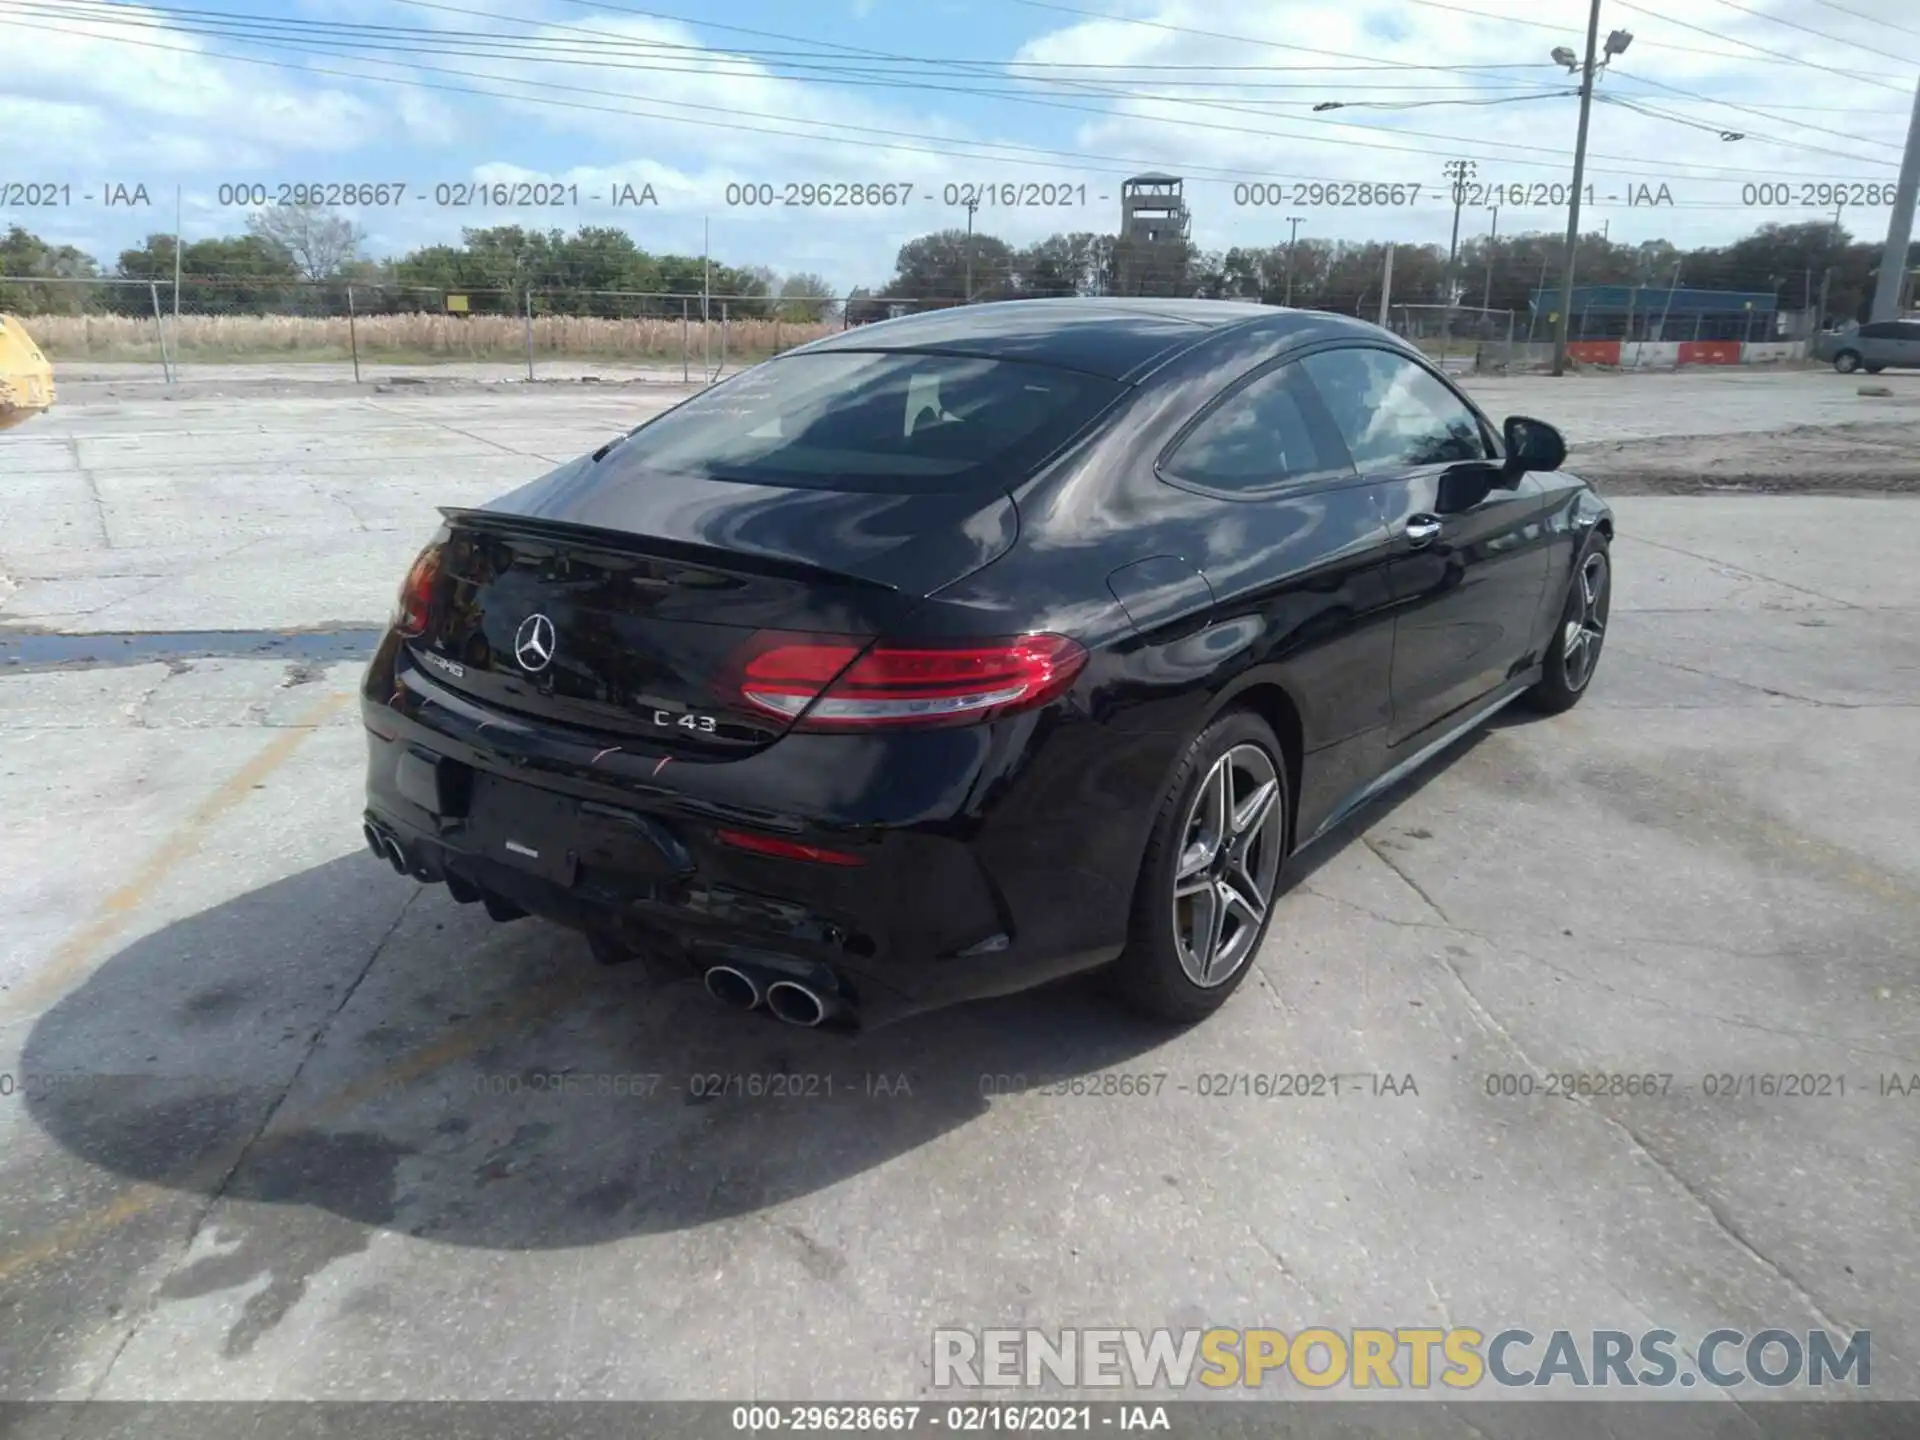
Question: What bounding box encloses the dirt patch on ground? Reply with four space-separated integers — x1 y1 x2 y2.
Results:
1573 420 1920 495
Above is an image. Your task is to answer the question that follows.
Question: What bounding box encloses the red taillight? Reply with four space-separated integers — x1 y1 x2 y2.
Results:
393 540 444 638
727 632 1087 731
715 828 865 866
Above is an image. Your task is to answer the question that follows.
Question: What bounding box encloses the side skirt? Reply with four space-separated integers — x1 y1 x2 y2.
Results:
1295 668 1541 853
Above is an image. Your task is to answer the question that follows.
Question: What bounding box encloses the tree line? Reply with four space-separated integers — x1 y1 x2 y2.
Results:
0 205 836 321
849 223 1912 326
1 202 1912 326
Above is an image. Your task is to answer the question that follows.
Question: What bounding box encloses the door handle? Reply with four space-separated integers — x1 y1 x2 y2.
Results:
1403 514 1442 546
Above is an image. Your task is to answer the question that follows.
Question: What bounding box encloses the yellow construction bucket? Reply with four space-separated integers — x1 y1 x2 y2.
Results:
0 313 56 431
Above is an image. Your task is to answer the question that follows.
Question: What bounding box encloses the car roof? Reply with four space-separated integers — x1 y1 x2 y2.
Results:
793 297 1386 381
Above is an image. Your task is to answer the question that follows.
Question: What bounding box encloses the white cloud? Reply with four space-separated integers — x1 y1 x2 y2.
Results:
1002 0 1914 251
3 0 1912 287
0 3 457 168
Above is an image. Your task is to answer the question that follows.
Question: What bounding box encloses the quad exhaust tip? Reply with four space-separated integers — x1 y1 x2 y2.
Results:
364 822 410 875
704 965 762 1012
765 980 828 1028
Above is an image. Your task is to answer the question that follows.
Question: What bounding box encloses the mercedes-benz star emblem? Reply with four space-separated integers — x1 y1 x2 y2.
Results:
513 613 556 673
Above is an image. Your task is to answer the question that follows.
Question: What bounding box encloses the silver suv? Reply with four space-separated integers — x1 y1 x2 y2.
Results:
1817 320 1920 374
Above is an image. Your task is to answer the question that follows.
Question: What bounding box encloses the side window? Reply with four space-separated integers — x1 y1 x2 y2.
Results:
1298 347 1490 470
1162 363 1346 494
1859 322 1896 340
1896 322 1920 342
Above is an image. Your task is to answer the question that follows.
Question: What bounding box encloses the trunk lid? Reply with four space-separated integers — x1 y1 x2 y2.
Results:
404 469 1016 755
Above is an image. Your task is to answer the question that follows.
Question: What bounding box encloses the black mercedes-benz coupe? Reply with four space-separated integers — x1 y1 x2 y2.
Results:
360 298 1612 1029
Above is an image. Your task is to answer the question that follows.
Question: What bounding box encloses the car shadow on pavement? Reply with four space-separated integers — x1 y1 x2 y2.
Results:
20 851 1179 1265
15 710 1514 1371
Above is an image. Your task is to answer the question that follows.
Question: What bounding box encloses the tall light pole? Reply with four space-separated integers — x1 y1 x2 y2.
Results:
1550 6 1632 376
1870 74 1920 322
1284 215 1304 306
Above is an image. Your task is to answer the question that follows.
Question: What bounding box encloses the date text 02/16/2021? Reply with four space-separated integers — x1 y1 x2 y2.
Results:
1231 180 1680 208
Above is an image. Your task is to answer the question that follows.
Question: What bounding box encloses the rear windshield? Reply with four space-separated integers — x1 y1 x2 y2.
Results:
607 351 1124 492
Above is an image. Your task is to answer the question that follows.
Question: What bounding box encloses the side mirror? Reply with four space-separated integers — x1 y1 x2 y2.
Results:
1504 415 1566 472
1436 463 1495 513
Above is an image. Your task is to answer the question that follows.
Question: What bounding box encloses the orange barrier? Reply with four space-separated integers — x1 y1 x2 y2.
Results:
1678 340 1742 365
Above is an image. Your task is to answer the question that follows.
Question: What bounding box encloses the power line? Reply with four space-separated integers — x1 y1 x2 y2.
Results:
12 0 1574 91
1609 68 1905 157
1391 0 1915 79
1806 0 1920 45
1000 0 1577 90
1 11 1637 198
14 1 1885 182
1699 0 1920 68
1310 91 1576 113
8 1 1575 107
981 0 1908 171
1596 91 1908 115
425 0 1560 73
1608 0 1915 94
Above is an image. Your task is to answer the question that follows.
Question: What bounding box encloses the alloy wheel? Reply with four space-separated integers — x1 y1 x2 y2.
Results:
1171 743 1284 987
1561 550 1610 693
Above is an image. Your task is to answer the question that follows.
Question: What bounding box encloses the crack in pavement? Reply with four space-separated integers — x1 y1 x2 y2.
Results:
1354 838 1873 1360
1630 653 1901 710
1479 937 1920 1062
1297 885 1832 966
66 436 114 551
1622 536 1863 610
1359 837 1454 926
361 399 553 463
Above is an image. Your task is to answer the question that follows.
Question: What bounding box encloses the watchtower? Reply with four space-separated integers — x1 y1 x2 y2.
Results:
1120 174 1189 244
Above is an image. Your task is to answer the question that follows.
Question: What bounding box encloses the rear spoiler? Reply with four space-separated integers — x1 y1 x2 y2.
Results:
436 506 902 594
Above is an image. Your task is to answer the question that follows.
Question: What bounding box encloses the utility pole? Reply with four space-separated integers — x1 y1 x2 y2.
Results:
1481 205 1499 317
1284 215 1305 306
172 184 183 323
1440 159 1476 358
1654 260 1683 347
1552 0 1605 376
1817 201 1843 330
1378 244 1394 327
960 197 975 301
1870 73 1920 322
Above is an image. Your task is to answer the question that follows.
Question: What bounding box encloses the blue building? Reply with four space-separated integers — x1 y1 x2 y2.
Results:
1529 285 1778 342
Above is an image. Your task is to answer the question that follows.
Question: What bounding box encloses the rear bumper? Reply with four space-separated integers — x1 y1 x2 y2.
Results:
360 635 1146 1026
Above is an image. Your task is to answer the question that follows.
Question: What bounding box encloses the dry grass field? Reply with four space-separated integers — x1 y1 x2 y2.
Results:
24 311 842 364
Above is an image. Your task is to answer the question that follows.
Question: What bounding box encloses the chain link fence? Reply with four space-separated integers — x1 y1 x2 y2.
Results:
5 272 1823 383
9 278 863 384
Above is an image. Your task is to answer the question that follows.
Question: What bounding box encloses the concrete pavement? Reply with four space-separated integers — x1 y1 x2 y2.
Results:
1 370 1915 1409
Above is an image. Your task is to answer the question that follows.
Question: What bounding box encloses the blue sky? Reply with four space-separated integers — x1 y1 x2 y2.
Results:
3 0 1915 291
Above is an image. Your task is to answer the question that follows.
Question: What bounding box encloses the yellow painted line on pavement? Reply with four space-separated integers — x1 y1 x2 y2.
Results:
1 691 352 1022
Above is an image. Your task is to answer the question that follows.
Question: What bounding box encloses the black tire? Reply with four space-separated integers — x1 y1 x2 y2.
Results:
1833 350 1861 374
1520 533 1611 715
1109 709 1290 1024
1865 363 1886 375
